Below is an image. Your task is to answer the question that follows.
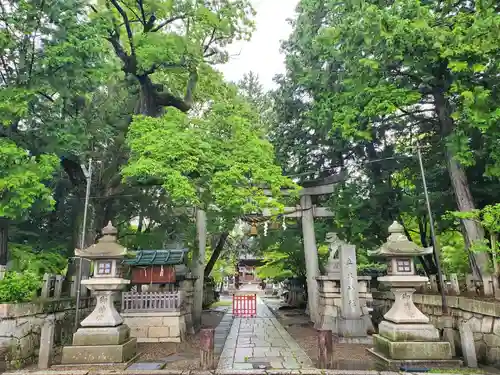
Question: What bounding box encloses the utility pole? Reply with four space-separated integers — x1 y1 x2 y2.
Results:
74 159 92 332
416 146 448 314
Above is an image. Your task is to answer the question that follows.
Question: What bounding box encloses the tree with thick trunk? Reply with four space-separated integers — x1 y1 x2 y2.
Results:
204 232 229 278
98 0 256 329
433 89 489 278
100 0 255 117
276 0 500 282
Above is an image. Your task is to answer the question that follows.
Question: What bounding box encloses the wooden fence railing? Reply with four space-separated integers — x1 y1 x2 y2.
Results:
121 291 181 312
40 273 64 299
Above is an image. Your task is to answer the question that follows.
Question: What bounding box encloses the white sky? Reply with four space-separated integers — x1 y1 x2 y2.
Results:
218 0 299 90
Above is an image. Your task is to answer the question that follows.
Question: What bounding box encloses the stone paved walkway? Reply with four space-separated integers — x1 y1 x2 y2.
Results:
217 297 314 370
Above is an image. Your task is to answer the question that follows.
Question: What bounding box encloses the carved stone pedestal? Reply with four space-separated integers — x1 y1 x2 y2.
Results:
316 276 341 332
367 277 459 369
62 289 137 364
62 326 136 364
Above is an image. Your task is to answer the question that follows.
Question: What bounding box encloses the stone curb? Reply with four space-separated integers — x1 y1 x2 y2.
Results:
214 308 234 355
2 371 435 375
3 370 489 375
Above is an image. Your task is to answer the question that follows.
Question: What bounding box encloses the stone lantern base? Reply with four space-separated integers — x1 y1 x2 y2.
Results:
61 289 137 364
366 280 461 369
62 325 137 364
367 317 462 369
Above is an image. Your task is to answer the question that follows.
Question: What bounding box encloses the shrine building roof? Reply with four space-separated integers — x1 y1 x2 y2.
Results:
123 249 188 266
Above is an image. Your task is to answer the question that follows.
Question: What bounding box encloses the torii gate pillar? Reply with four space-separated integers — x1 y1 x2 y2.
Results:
300 194 320 324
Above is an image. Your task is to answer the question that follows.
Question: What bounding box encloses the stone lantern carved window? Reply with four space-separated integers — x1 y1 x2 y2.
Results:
97 261 112 275
395 258 411 273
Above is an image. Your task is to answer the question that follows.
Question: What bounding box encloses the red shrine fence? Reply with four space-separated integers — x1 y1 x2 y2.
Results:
232 294 257 317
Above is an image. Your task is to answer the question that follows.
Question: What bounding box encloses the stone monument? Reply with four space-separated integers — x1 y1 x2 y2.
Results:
366 221 459 368
338 242 370 341
316 233 373 342
62 222 137 364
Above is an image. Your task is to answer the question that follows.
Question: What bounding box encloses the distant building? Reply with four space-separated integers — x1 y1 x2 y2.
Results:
237 252 263 285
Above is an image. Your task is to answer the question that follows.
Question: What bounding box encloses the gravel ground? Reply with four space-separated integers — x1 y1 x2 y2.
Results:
271 306 377 370
19 309 226 373
135 309 225 369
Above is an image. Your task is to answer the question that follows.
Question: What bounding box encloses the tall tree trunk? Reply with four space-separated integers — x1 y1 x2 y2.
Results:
434 90 488 278
418 216 429 247
204 231 229 277
136 75 163 117
0 218 8 267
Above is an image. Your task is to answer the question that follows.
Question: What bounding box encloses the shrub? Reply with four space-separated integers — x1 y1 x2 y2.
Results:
0 271 41 303
9 243 67 275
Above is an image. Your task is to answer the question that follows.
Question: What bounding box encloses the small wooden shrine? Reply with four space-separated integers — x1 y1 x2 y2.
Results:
124 248 189 286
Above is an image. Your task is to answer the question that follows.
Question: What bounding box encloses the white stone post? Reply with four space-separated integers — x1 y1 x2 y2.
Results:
0 264 6 280
41 273 52 298
38 314 56 369
459 320 478 368
429 274 438 292
449 273 460 295
54 275 64 298
466 274 476 293
192 207 207 331
70 275 77 297
339 244 366 337
300 194 320 324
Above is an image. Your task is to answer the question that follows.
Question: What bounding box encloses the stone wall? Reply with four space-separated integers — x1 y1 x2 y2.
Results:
0 297 94 370
317 276 373 333
373 291 500 366
122 311 186 343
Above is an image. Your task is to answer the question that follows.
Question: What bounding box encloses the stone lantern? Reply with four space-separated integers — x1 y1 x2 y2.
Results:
366 221 456 368
62 222 137 364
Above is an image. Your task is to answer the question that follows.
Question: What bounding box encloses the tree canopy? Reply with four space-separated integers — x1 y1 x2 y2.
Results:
271 0 500 280
1 0 500 303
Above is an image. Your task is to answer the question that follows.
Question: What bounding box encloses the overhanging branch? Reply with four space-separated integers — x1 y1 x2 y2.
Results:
151 15 187 32
110 0 136 56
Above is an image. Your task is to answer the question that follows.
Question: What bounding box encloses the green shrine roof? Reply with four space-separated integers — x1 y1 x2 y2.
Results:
123 249 188 266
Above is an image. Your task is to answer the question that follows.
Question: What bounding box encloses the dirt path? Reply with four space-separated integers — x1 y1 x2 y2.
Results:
268 302 377 370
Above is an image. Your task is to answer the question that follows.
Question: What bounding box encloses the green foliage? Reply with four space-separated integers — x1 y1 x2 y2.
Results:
272 0 500 277
255 222 330 282
0 271 41 303
117 226 169 250
123 81 297 216
356 249 387 274
439 231 469 275
445 204 500 272
8 244 67 276
256 250 294 281
0 140 59 219
0 0 117 258
205 247 235 284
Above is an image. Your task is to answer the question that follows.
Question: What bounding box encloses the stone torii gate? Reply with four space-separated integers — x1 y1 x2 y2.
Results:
195 174 343 326
259 174 344 324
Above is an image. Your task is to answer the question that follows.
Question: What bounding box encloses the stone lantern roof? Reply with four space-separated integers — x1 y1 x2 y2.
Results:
75 221 127 259
368 221 433 258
